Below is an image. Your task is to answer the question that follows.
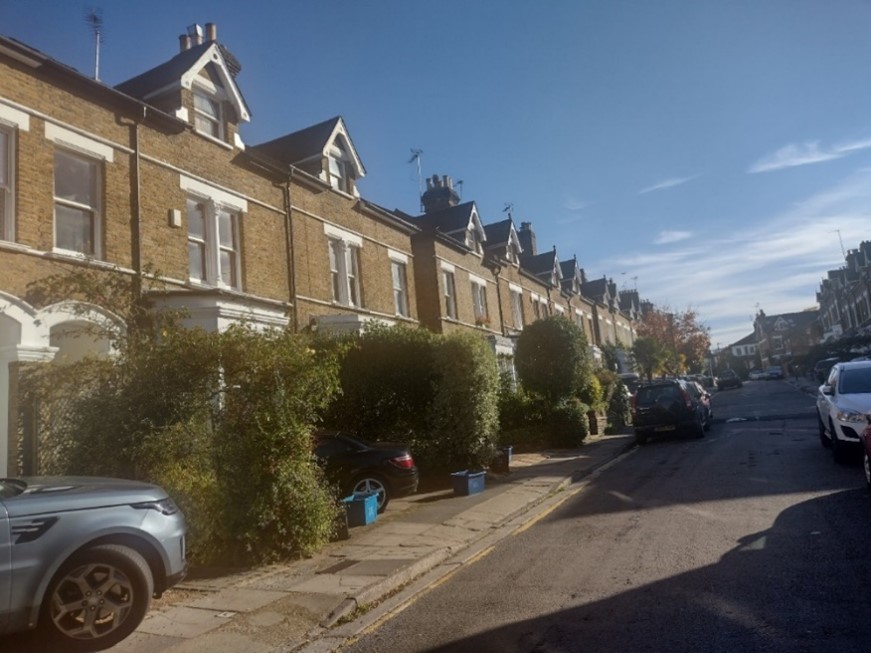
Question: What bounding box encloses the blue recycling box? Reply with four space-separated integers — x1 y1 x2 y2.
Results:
343 492 378 526
451 470 486 496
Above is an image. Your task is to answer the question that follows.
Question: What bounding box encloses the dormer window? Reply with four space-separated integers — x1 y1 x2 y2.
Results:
193 87 224 140
328 141 352 193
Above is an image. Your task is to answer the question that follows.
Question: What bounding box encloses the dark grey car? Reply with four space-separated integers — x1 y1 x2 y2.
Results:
631 379 709 445
0 476 187 651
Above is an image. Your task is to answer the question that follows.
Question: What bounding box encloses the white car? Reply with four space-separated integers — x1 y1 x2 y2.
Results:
748 369 765 380
817 361 871 463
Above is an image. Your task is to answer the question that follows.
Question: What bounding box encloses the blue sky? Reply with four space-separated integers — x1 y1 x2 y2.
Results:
3 1 870 347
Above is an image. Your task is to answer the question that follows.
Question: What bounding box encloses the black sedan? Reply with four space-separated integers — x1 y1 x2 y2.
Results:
314 432 419 512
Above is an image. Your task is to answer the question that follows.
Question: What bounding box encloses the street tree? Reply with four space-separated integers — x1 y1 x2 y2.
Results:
637 305 711 375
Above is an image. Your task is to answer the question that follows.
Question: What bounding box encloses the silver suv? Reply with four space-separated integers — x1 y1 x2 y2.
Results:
0 476 187 651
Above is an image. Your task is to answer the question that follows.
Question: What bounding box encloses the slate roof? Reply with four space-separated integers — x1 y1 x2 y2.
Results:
414 202 478 238
759 310 819 331
249 117 342 166
521 250 560 285
731 332 757 346
581 277 609 302
483 218 513 248
116 43 212 97
114 41 251 122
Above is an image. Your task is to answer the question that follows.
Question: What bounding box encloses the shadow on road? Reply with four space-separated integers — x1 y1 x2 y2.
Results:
421 488 871 652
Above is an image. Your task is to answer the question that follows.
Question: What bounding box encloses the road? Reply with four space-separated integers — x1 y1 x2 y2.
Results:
343 379 871 652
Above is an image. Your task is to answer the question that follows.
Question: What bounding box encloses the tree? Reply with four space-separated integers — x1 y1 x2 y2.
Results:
515 315 591 403
637 306 711 375
632 336 668 380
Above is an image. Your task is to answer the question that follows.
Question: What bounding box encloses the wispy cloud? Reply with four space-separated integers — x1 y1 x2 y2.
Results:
601 168 871 346
654 230 692 245
638 175 698 194
748 137 871 173
563 196 591 212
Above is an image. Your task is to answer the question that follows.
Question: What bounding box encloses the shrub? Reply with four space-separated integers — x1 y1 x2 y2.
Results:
324 325 437 441
548 398 590 447
515 316 590 404
424 332 500 470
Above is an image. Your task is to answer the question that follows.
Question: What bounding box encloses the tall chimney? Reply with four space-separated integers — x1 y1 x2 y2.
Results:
518 222 537 256
420 173 460 215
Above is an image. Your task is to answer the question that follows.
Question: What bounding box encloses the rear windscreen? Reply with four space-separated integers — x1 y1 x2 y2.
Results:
637 385 679 404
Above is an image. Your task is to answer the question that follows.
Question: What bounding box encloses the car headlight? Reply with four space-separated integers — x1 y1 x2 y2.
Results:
132 497 181 515
835 409 867 423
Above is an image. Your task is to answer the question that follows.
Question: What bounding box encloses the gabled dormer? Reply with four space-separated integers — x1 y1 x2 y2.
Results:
416 176 486 256
250 117 365 197
521 248 563 288
484 218 522 266
559 256 584 295
116 23 250 149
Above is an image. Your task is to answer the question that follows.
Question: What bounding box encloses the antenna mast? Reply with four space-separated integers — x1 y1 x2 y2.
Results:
408 149 423 212
85 8 104 81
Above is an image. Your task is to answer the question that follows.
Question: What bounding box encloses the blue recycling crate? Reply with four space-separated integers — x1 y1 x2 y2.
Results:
343 492 378 526
451 470 486 496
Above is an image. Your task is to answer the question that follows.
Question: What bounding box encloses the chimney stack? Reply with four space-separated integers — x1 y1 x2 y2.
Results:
518 222 537 256
187 24 204 46
420 173 460 215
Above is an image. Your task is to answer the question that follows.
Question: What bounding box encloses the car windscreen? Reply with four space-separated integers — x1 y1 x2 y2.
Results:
839 367 871 394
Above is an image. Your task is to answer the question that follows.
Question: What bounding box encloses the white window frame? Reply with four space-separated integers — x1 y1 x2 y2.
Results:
471 278 489 324
328 141 353 194
0 124 13 241
391 259 409 317
443 269 457 320
186 195 242 289
328 237 363 308
193 84 225 140
53 148 102 257
510 284 524 329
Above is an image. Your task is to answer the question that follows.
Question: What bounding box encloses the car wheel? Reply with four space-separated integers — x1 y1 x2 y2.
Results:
693 413 705 438
818 415 830 448
864 449 871 490
40 544 153 652
351 475 390 513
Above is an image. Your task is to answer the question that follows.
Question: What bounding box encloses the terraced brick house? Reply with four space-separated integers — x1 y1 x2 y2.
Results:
753 309 821 371
0 24 418 475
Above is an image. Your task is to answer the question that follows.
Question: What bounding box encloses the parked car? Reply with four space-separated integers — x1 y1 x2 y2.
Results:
314 431 419 512
631 379 709 445
813 357 841 383
717 369 743 390
0 476 187 651
686 380 713 425
748 369 766 380
618 372 640 396
816 360 871 463
862 419 871 489
764 365 784 379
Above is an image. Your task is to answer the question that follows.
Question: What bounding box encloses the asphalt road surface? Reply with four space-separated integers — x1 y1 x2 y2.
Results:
343 380 871 652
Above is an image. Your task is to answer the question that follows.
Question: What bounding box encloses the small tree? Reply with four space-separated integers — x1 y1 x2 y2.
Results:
632 336 667 380
515 315 591 404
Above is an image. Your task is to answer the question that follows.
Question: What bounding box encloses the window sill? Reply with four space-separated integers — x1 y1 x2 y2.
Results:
49 248 104 262
193 130 234 150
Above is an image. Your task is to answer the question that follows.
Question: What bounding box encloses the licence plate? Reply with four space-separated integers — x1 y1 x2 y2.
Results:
654 425 676 432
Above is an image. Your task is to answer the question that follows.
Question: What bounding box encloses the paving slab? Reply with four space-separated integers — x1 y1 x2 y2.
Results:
101 431 636 653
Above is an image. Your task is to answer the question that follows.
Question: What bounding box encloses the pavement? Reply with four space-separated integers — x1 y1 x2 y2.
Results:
109 430 636 653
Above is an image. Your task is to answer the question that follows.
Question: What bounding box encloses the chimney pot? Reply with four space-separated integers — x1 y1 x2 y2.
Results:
179 34 191 51
205 23 217 42
187 23 204 45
